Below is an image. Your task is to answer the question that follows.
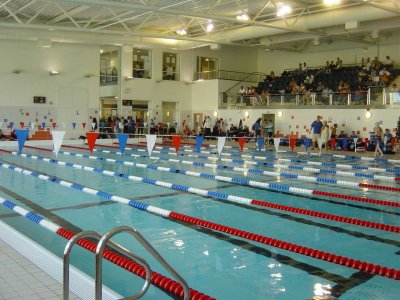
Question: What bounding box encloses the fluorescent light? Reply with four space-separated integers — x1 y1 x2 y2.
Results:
277 4 292 17
213 111 218 117
236 14 249 21
49 70 59 76
176 29 187 35
365 109 372 119
278 111 283 117
206 23 214 32
324 0 341 6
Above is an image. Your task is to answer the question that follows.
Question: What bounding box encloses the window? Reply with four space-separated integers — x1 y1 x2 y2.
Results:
162 52 179 81
196 57 219 80
132 48 152 79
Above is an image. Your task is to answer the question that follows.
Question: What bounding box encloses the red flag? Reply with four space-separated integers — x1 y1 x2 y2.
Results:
52 122 57 129
82 122 86 129
20 122 24 128
172 135 182 154
86 132 98 154
330 138 336 150
238 137 245 152
289 137 295 152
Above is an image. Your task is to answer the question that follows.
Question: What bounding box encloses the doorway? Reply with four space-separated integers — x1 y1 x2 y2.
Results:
196 57 219 80
262 113 275 140
193 113 204 133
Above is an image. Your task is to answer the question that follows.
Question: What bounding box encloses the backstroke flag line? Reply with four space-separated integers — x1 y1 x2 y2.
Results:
16 129 29 154
172 135 182 154
51 131 65 157
146 134 157 156
257 137 264 152
217 137 226 156
86 132 98 155
195 136 204 153
117 133 128 155
238 137 245 152
274 138 280 152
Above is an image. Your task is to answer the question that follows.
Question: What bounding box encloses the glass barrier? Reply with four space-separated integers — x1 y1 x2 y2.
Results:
194 70 267 83
100 67 118 86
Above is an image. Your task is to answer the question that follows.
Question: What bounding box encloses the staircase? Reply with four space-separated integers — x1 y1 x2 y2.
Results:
30 129 52 140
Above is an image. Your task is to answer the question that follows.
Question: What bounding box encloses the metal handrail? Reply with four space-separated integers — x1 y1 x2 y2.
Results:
96 226 190 300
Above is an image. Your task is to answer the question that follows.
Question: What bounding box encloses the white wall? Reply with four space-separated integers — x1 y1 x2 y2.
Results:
0 40 99 137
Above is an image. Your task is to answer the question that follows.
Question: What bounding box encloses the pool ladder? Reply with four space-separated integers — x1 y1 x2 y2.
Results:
63 226 190 300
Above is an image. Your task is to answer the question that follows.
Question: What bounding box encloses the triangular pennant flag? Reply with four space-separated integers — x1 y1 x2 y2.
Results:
116 133 128 155
273 138 281 152
289 137 295 152
172 135 182 154
100 122 105 129
257 137 264 152
146 134 157 156
72 122 77 130
330 138 336 150
16 129 29 154
30 122 35 130
82 122 86 129
9 121 14 129
353 137 358 145
217 137 226 156
41 122 46 129
62 123 66 129
91 122 96 130
304 138 311 150
51 131 65 157
52 122 57 129
195 136 204 153
238 137 245 152
20 122 25 128
317 138 324 150
86 132 98 155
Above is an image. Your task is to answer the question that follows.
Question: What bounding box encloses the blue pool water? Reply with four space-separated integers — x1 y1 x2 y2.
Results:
0 143 399 299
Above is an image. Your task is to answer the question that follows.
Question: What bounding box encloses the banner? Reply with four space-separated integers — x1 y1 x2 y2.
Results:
172 135 182 154
72 122 77 130
257 137 264 152
273 138 281 152
217 137 226 156
117 133 128 155
195 136 204 153
51 131 65 157
91 122 96 130
86 132 98 154
238 137 245 152
353 137 358 145
146 134 157 156
16 129 29 154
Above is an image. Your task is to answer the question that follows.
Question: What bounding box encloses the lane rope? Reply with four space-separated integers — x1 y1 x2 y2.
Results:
0 160 399 281
0 196 214 300
2 148 399 232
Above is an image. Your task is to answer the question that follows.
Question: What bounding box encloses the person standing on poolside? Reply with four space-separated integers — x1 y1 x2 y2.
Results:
310 115 323 150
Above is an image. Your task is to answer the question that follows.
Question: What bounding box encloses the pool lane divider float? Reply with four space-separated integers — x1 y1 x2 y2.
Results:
57 145 400 194
2 148 399 234
0 196 214 300
0 161 399 281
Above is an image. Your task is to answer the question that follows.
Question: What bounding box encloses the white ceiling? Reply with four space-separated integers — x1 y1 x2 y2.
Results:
0 0 399 51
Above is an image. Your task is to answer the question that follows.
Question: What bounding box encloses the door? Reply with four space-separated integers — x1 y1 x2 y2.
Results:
193 113 203 133
262 113 275 138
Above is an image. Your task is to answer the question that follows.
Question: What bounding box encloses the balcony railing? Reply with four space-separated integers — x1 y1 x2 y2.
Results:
193 70 267 83
219 87 400 109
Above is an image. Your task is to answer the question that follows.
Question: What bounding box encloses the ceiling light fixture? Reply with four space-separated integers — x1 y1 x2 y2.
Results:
276 4 292 17
236 14 249 21
176 29 187 36
49 70 59 76
206 23 214 32
100 48 104 54
323 0 341 6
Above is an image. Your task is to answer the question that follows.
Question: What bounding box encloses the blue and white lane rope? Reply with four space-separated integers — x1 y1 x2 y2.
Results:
101 146 399 182
2 163 400 281
2 150 400 231
71 147 400 193
0 196 214 300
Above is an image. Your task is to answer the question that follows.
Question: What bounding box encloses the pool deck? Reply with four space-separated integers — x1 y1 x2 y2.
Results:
0 239 80 300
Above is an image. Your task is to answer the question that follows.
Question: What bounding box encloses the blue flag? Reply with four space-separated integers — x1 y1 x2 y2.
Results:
9 121 14 129
72 122 76 129
117 133 128 155
305 138 311 149
257 137 264 151
41 122 46 129
100 122 105 129
16 129 29 154
196 136 204 153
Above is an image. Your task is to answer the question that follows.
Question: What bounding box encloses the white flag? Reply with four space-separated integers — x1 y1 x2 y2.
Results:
317 138 324 150
62 123 66 129
273 138 280 152
146 134 157 156
30 122 35 130
91 122 96 130
51 131 65 157
217 137 226 156
353 137 358 145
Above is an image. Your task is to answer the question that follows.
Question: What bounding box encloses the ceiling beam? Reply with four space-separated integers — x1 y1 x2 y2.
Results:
360 1 400 15
48 5 90 24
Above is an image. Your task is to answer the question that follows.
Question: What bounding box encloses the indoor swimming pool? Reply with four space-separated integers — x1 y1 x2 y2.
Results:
0 141 399 300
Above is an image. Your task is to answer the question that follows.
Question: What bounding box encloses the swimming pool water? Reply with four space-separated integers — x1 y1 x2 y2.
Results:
0 144 399 299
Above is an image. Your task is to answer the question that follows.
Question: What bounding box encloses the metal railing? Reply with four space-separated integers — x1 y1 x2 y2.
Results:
220 87 399 109
63 226 189 300
193 70 267 83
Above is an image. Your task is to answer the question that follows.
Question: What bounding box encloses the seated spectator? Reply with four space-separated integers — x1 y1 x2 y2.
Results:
0 129 5 141
382 55 394 70
389 83 399 93
354 85 366 104
336 130 346 149
303 62 308 72
379 67 391 86
329 60 336 70
316 82 324 93
324 61 331 74
349 131 358 151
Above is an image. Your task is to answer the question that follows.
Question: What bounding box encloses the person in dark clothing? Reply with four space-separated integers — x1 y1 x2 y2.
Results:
310 115 323 150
